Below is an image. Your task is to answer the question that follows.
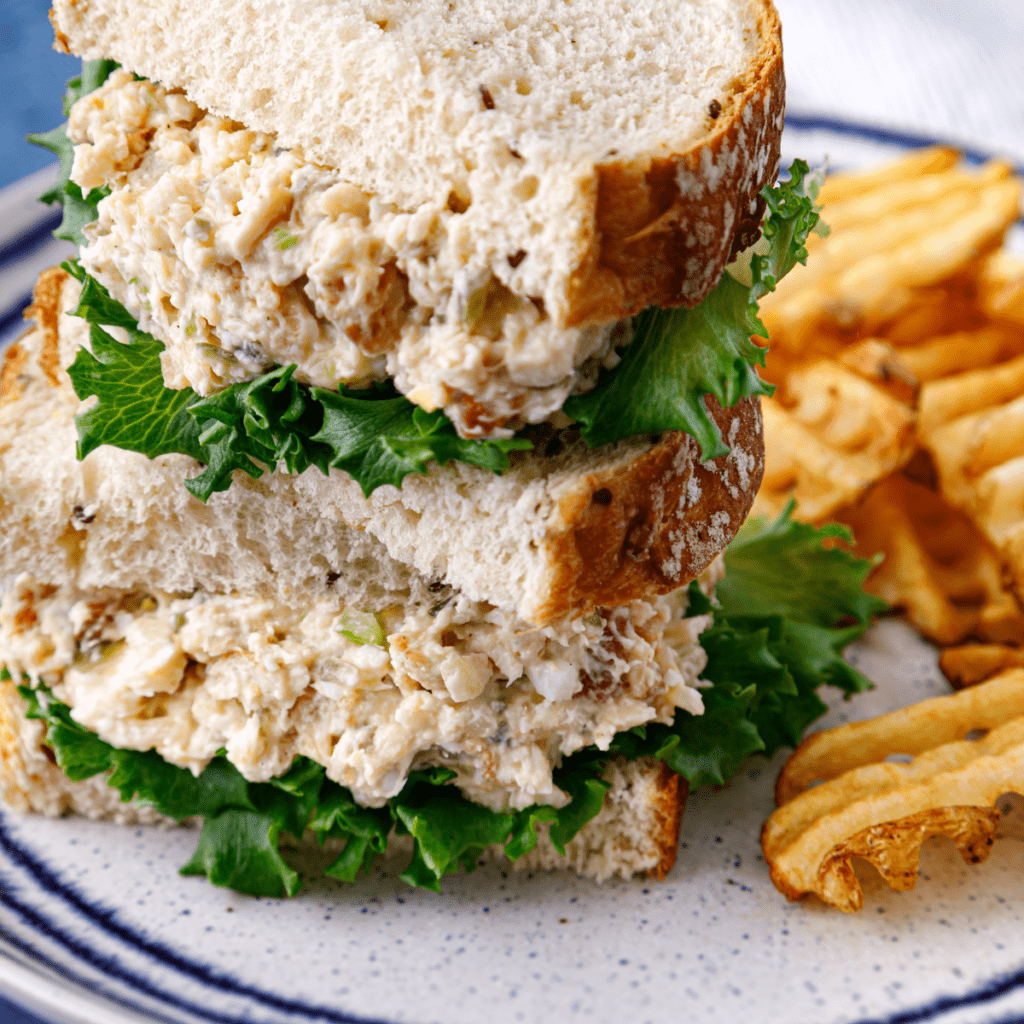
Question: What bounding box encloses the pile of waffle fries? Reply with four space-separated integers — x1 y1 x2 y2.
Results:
757 148 1024 910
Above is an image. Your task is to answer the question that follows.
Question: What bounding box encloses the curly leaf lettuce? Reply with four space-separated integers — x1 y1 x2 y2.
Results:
8 675 614 897
63 269 531 500
565 161 824 458
56 162 821 495
3 503 882 896
27 59 119 245
609 504 883 786
564 276 773 458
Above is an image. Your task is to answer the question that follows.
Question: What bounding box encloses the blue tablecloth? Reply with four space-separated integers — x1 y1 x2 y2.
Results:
0 993 47 1024
1 0 80 191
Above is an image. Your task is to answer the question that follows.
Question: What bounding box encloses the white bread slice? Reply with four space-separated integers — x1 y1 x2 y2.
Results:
0 672 684 881
2 268 763 624
51 0 784 330
507 757 686 881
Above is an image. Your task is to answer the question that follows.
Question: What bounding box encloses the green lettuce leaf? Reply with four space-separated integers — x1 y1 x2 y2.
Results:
609 503 882 784
57 165 820 497
63 270 531 500
27 59 118 245
565 161 824 459
563 274 774 459
310 781 392 883
6 675 612 896
391 769 516 892
312 387 531 498
180 810 301 898
714 506 886 627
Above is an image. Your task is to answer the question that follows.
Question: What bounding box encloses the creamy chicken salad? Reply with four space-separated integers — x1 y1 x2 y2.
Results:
69 71 629 438
0 574 710 811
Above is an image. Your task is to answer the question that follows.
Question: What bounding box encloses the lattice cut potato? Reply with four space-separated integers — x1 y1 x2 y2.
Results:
764 669 1024 912
837 476 1024 646
754 360 916 522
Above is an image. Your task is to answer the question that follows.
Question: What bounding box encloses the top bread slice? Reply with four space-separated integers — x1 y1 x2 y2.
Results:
51 0 784 331
2 268 763 624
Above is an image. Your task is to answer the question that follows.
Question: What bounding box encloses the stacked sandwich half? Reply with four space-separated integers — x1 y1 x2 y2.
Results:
0 0 882 895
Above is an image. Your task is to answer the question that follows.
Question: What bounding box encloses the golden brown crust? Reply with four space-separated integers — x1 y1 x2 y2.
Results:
535 394 764 623
566 0 785 324
647 762 688 881
1 265 69 406
0 341 29 405
49 6 72 53
23 264 68 388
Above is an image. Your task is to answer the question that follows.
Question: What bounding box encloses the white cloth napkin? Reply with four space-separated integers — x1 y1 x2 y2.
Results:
777 0 1024 164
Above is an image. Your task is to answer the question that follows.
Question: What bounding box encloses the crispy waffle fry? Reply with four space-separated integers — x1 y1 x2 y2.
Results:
760 168 1021 356
836 339 919 404
775 667 1024 803
940 643 1024 689
754 363 916 521
759 150 1024 913
979 251 1024 328
815 146 960 207
921 357 1024 599
896 325 1024 383
837 476 1024 647
881 282 983 348
770 805 1000 913
926 397 1024 540
765 669 1024 912
918 352 1024 438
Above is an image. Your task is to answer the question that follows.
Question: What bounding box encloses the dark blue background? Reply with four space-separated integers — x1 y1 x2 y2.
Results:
1 0 80 189
0 993 48 1024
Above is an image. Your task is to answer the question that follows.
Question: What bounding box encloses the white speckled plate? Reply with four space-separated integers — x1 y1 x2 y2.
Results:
3 120 1024 1024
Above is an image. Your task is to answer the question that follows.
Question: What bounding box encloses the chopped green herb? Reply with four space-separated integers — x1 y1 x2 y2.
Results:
338 610 387 647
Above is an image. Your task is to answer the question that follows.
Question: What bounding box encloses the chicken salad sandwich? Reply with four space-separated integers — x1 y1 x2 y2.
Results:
0 0 883 896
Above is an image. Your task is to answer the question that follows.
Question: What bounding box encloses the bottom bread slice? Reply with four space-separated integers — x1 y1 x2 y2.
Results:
0 672 684 882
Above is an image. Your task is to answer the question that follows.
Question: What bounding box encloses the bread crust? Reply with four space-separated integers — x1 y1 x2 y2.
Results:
648 762 688 881
567 0 785 324
535 394 764 623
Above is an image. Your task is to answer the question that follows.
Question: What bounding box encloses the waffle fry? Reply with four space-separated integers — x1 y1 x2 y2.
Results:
979 251 1024 328
775 667 1024 802
882 282 983 348
897 325 1024 383
759 150 1024 912
836 339 919 404
940 644 1024 689
918 353 1024 438
815 146 960 206
837 476 1024 646
759 165 1021 356
920 356 1024 600
758 151 1024 651
764 670 1024 912
754 363 916 521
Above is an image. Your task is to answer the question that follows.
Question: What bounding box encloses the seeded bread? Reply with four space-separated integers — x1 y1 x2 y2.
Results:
1 268 763 623
0 671 684 881
51 0 784 330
